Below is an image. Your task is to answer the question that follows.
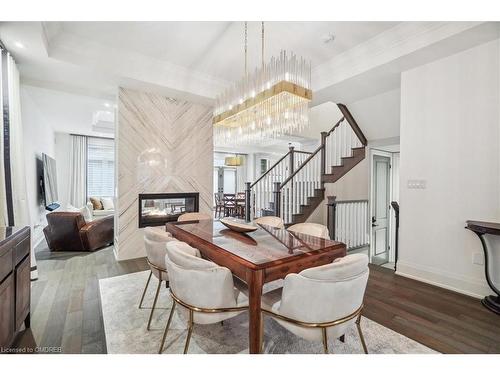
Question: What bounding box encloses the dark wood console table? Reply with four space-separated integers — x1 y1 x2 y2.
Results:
465 220 500 315
0 226 31 349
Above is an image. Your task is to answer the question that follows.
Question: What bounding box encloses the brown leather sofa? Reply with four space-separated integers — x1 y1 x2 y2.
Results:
43 212 114 252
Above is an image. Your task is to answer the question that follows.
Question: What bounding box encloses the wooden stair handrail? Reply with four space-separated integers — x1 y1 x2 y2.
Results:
337 103 367 146
278 114 347 190
250 151 290 188
250 148 312 189
280 144 324 188
249 103 367 226
326 117 345 137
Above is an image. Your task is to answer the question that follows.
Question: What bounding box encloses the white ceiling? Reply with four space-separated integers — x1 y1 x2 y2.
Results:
21 85 115 138
55 21 399 82
2 21 497 105
1 21 499 145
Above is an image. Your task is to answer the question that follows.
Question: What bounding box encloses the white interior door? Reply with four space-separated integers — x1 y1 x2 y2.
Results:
213 168 222 206
371 155 391 265
223 168 236 194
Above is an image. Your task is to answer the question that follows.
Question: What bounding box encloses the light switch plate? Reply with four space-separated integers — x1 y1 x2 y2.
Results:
407 179 427 189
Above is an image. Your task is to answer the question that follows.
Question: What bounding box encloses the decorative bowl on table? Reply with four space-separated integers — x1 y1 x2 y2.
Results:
219 217 259 233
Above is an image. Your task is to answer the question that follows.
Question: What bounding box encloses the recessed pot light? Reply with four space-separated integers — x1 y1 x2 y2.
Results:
13 41 25 49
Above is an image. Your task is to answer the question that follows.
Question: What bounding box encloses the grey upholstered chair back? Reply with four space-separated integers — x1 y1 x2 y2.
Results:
144 227 177 279
287 222 330 239
254 216 285 229
178 212 211 222
276 253 369 341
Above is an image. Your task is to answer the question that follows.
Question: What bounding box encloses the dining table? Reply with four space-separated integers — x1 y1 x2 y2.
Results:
166 218 346 353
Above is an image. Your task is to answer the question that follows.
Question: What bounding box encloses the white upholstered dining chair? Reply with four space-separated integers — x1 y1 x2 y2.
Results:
254 216 285 229
139 227 179 330
177 212 212 222
261 253 369 354
287 222 330 239
159 241 248 354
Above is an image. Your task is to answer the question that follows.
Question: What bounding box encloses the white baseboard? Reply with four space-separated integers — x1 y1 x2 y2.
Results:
396 260 492 299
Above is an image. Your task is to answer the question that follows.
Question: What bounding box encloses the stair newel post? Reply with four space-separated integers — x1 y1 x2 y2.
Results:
273 182 282 218
320 131 327 175
326 196 337 241
289 145 294 223
245 182 251 222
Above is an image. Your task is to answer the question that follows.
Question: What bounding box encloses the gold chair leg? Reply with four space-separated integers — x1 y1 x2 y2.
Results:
138 271 153 309
356 315 368 354
147 279 162 330
184 310 194 354
158 300 176 354
322 327 328 354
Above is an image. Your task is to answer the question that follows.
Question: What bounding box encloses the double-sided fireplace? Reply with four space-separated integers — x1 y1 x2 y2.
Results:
138 192 199 228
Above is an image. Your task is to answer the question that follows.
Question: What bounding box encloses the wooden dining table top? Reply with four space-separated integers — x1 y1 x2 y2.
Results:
166 219 345 270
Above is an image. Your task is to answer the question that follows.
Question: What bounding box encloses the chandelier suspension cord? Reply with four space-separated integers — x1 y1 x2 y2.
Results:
244 21 248 78
261 22 265 70
213 20 311 145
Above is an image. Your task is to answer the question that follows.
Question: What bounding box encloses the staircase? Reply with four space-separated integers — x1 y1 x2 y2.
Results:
248 103 367 226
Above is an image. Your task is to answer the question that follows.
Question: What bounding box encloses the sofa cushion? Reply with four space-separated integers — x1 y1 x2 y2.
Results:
93 209 114 217
101 197 114 210
89 197 103 210
80 205 92 222
65 204 92 222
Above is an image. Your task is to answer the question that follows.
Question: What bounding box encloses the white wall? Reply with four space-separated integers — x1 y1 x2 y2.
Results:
398 40 500 298
347 88 401 141
295 102 342 139
21 85 115 137
20 86 56 246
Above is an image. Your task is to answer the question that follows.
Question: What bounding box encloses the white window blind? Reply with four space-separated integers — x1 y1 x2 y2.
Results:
87 137 115 198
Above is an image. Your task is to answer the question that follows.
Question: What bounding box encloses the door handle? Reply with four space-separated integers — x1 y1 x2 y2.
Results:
371 216 378 227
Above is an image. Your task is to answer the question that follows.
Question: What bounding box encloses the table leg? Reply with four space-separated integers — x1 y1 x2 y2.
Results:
247 270 264 354
471 231 500 315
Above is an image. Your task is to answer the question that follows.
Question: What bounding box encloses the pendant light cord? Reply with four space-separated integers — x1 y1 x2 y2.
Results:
261 22 265 69
244 21 248 78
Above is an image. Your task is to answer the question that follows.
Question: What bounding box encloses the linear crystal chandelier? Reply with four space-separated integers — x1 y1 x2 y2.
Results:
213 22 312 145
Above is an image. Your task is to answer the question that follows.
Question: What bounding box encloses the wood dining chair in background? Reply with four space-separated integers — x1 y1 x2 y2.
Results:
214 193 224 217
236 192 246 218
223 194 237 217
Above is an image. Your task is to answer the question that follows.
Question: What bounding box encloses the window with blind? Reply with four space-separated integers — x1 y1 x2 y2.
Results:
87 137 115 198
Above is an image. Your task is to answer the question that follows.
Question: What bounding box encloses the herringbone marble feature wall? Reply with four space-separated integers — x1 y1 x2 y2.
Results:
115 88 213 260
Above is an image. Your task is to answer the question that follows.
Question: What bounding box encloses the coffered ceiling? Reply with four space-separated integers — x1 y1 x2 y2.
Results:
52 21 398 82
1 21 499 110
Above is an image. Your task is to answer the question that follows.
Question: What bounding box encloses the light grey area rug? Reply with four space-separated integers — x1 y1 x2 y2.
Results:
99 271 437 354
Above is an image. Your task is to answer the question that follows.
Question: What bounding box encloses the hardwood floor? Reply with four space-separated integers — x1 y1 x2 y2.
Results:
13 241 148 354
12 242 500 354
364 265 500 354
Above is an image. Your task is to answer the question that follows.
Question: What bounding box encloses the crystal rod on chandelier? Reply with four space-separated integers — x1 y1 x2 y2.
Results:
213 22 312 145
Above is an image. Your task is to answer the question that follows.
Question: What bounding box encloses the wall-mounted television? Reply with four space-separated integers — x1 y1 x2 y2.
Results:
40 153 59 210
